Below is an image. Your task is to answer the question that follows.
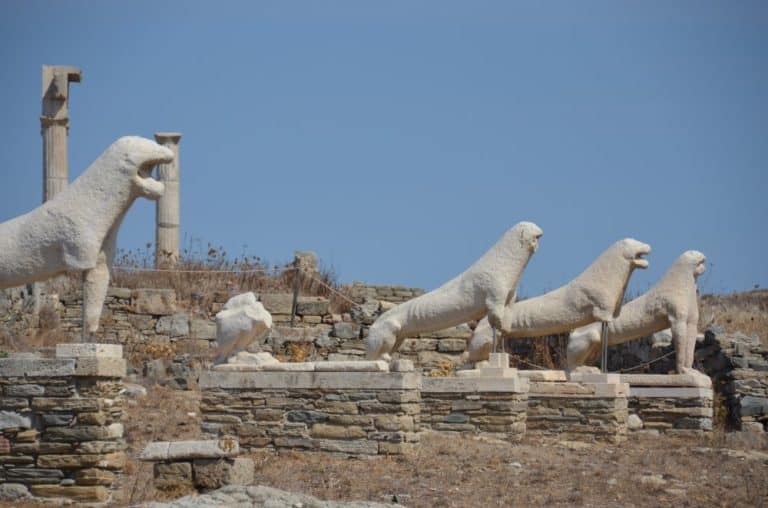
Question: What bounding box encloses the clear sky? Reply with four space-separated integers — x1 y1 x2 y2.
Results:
0 1 766 296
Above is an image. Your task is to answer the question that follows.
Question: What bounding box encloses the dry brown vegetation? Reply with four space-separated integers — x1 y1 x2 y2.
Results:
700 290 768 346
245 432 768 507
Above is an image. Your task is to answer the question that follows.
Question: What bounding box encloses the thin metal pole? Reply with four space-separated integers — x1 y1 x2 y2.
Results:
290 264 301 328
600 321 609 373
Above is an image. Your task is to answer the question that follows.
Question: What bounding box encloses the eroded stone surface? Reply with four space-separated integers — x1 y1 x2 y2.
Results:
215 293 272 364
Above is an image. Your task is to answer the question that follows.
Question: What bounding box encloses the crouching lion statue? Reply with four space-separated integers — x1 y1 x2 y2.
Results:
567 250 706 375
365 222 543 360
462 238 651 364
0 136 173 337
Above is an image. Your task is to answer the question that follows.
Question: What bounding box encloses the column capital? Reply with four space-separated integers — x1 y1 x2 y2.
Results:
154 132 182 144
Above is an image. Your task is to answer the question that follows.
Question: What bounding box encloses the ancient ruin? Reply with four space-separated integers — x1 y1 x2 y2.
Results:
154 132 182 268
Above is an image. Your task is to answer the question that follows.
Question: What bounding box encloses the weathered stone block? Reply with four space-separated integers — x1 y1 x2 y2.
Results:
75 468 116 486
5 384 45 397
310 424 366 439
154 462 192 490
0 410 31 430
259 293 293 314
190 319 217 340
332 322 360 340
193 457 254 489
31 485 109 502
156 313 190 337
132 289 176 315
56 343 123 359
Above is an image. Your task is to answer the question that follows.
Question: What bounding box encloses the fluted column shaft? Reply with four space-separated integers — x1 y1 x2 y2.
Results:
154 132 182 268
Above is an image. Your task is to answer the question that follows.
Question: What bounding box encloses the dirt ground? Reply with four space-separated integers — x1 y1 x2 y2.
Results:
114 387 768 508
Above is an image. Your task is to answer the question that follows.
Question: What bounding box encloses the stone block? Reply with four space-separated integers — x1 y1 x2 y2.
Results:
132 288 177 315
74 357 127 377
190 319 217 340
6 468 64 484
315 439 378 455
4 384 45 397
0 483 30 500
156 314 190 337
740 396 768 417
107 287 132 299
0 410 31 430
55 343 123 359
332 322 360 340
438 339 467 353
314 360 388 372
0 358 75 377
76 468 116 486
30 485 109 502
310 424 367 439
193 457 254 489
154 462 193 490
200 371 421 391
140 437 239 461
259 293 293 314
296 297 329 316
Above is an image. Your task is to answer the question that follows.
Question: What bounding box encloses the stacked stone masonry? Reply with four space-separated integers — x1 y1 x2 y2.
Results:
524 374 629 443
199 371 422 456
420 377 528 442
0 344 126 503
623 374 714 435
140 438 254 491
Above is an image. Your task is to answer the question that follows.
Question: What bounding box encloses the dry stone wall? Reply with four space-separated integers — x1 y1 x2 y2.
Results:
0 344 126 503
199 371 421 456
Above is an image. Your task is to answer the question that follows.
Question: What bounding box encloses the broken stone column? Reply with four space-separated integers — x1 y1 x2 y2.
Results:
154 132 182 268
41 65 81 202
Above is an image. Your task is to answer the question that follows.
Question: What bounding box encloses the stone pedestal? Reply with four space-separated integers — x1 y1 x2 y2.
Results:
0 344 126 503
154 132 182 268
522 370 629 443
421 374 529 442
200 368 421 456
621 373 713 435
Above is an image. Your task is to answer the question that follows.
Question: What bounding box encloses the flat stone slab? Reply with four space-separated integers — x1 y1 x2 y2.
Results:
530 381 629 398
314 361 388 372
74 357 127 377
629 387 714 399
200 371 421 390
518 370 567 382
422 376 529 393
567 372 622 384
213 362 316 372
56 343 123 359
140 438 240 461
620 373 712 388
0 358 75 377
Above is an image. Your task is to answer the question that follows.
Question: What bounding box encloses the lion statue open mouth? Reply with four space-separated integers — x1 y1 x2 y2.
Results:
567 250 706 375
462 238 651 364
0 136 173 336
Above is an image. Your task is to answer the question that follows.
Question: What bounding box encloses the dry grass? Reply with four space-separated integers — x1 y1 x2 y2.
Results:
246 432 768 507
700 290 768 345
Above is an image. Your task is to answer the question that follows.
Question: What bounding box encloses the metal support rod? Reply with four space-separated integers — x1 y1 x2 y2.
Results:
600 321 609 373
290 264 301 328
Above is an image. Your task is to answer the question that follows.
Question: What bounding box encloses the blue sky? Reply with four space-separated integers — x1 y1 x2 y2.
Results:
0 1 766 296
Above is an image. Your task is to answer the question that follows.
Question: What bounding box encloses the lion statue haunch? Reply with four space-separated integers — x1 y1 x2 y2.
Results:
364 222 543 360
462 238 651 364
0 136 173 336
567 250 706 374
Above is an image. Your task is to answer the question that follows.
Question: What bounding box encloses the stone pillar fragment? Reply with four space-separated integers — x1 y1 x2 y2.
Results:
154 132 182 268
41 65 81 202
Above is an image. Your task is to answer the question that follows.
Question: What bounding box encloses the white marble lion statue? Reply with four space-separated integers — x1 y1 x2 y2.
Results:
365 222 543 360
0 136 173 337
567 250 706 374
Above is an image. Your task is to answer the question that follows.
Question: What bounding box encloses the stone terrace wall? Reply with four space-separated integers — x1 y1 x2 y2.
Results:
199 371 421 456
0 345 126 503
420 377 528 442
